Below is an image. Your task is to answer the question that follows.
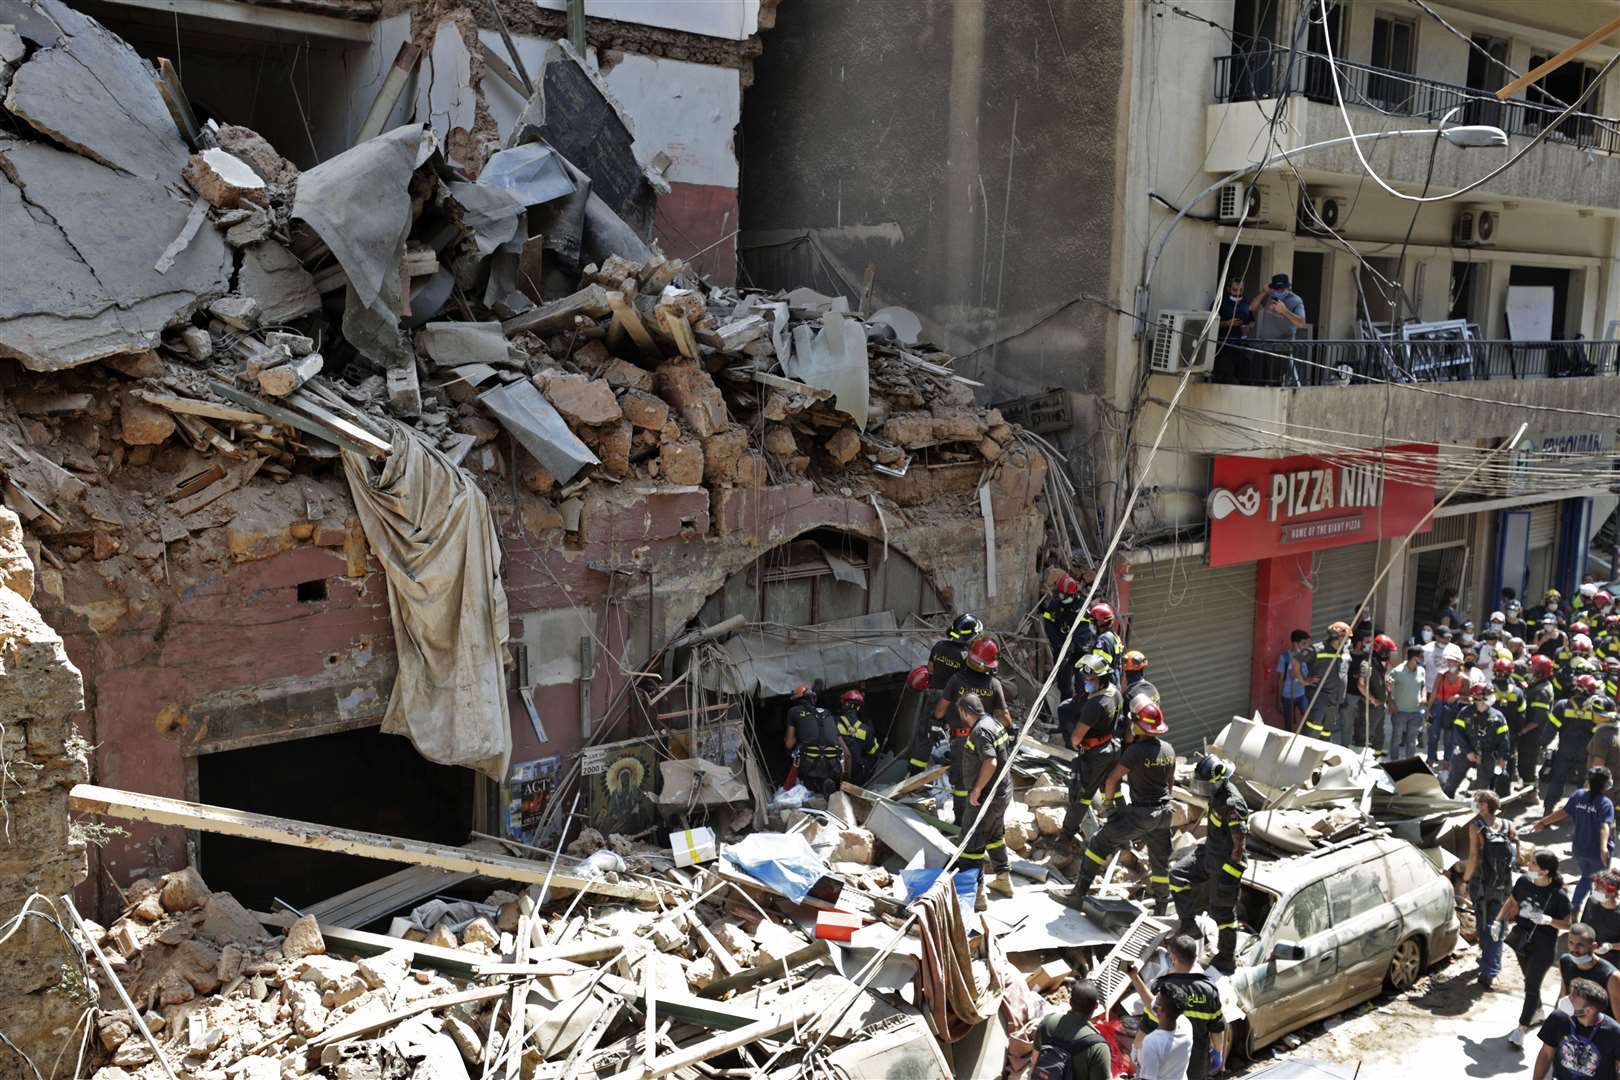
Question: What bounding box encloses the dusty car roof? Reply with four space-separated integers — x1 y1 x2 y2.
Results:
1243 834 1411 892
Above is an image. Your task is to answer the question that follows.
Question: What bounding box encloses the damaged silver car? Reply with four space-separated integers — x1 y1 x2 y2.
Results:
1224 833 1460 1054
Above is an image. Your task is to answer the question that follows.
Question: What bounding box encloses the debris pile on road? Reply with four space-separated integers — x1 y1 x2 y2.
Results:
0 0 1025 619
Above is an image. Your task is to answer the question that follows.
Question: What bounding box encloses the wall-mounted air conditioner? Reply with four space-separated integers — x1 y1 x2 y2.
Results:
1151 310 1218 374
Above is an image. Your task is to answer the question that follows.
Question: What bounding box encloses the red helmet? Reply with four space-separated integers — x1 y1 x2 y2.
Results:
1493 658 1514 676
1573 621 1592 637
966 636 1000 672
841 689 865 707
1598 591 1613 608
1530 654 1557 679
1576 673 1602 696
1130 700 1168 735
1605 657 1620 674
1373 634 1397 656
1607 614 1620 629
907 665 929 692
1056 574 1081 598
1089 602 1115 627
1574 634 1595 655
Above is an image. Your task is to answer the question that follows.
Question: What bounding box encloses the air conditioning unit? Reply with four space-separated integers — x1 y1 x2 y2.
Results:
1298 194 1344 234
1453 207 1499 246
1217 182 1264 224
1151 310 1218 374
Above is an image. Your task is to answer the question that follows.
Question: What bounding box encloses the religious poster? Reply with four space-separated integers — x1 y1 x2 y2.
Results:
581 736 660 836
502 756 560 842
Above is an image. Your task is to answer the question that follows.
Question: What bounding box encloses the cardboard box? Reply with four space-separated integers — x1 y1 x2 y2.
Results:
1028 959 1072 991
814 909 864 942
668 826 717 868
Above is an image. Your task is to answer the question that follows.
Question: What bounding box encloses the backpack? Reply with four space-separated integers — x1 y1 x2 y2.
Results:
1478 818 1516 897
1033 1029 1106 1080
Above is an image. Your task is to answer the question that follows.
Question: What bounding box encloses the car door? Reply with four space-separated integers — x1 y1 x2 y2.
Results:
1325 856 1400 1000
1247 878 1339 1047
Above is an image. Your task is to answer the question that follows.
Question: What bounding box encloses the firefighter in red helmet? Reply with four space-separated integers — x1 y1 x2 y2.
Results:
1068 698 1175 916
935 635 1011 828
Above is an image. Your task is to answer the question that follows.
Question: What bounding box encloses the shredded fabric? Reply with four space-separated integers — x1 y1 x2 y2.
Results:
913 875 1006 1042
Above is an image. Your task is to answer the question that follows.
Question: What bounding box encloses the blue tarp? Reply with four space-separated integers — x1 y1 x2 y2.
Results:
900 868 979 905
722 832 829 904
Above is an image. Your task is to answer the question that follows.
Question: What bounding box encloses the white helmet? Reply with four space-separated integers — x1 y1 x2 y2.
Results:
1443 643 1465 664
1582 582 1600 599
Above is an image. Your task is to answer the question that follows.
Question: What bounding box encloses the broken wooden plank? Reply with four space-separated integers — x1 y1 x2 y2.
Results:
476 937 634 969
155 58 199 146
309 984 507 1049
475 34 526 97
305 863 478 928
70 784 673 904
601 1005 821 1080
171 412 243 459
171 463 227 502
253 911 485 975
134 390 271 424
690 919 743 978
500 284 613 336
881 764 948 801
357 42 423 143
209 380 389 460
172 457 264 517
696 941 831 1001
656 308 700 360
607 291 661 360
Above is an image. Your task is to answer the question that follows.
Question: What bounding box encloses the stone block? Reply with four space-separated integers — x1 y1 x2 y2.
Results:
0 507 33 600
702 425 748 484
660 438 705 487
281 914 325 960
541 374 621 427
618 389 670 431
824 426 861 464
929 406 986 442
584 419 632 479
119 395 174 446
1033 806 1066 836
880 413 935 447
159 866 210 912
1022 785 1068 808
763 424 798 459
654 361 727 437
602 357 655 393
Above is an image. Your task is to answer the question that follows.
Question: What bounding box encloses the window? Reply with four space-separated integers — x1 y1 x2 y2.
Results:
1275 880 1331 941
1379 846 1441 898
1529 56 1601 145
1369 15 1417 112
1328 863 1390 920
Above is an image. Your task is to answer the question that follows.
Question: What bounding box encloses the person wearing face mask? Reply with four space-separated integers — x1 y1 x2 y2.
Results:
1444 684 1511 798
1534 978 1620 1078
1506 601 1531 644
1532 767 1615 916
1585 871 1620 951
1429 645 1469 770
1462 789 1519 989
1494 658 1528 792
1500 848 1574 1048
1545 675 1605 809
1059 653 1124 846
1559 923 1620 1019
1386 645 1428 760
1523 654 1560 802
1300 621 1350 742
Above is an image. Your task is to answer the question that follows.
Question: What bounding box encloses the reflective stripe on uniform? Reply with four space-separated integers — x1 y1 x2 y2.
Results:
1149 875 1170 884
1169 883 1192 893
960 851 986 861
1531 701 1551 709
952 788 970 797
909 758 930 768
1221 863 1244 879
985 839 1006 850
1185 1008 1222 1022
1209 813 1224 827
1218 921 1240 929
1084 848 1106 865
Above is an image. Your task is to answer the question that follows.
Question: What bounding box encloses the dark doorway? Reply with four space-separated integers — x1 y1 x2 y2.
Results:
1530 56 1601 145
1219 242 1265 300
1369 14 1418 111
1357 255 1402 328
1291 251 1326 338
1463 35 1509 128
1303 2 1345 104
1505 265 1571 339
1450 259 1482 323
1230 0 1280 100
198 727 477 913
1412 548 1466 639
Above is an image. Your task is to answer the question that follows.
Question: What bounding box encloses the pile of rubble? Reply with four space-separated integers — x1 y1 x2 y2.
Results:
0 0 1027 618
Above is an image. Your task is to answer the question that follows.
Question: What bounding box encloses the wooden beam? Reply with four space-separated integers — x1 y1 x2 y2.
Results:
500 284 613 336
135 390 270 424
154 58 199 146
607 291 661 360
1496 14 1620 100
310 984 508 1048
881 764 948 800
600 1006 822 1080
71 784 670 904
99 0 372 40
357 42 424 143
477 39 526 96
209 380 390 459
254 910 485 975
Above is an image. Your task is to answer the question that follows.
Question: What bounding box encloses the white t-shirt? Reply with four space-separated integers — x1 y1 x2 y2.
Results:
1138 1015 1194 1079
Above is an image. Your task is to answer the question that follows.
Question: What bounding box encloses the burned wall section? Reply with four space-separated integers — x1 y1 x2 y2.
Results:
739 0 1130 410
0 506 90 1071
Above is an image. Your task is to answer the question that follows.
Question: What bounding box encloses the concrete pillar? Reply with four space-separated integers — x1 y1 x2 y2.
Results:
1251 553 1315 729
941 0 986 355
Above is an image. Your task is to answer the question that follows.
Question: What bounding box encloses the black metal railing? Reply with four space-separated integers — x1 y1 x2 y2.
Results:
1214 338 1620 387
1214 46 1620 156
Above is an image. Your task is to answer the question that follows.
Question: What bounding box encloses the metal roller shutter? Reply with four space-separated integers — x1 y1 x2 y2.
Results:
1126 560 1256 749
1309 542 1381 632
1529 502 1558 549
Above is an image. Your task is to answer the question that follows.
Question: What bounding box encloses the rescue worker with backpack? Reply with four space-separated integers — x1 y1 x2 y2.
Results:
1443 683 1511 798
1123 650 1159 712
1060 653 1124 845
960 693 1017 911
935 635 1011 827
1300 621 1350 743
1039 573 1084 701
1461 788 1518 990
906 613 980 776
1521 653 1559 800
1078 602 1125 677
835 689 880 787
784 684 845 796
1032 978 1112 1080
1170 755 1249 975
1068 697 1176 916
1545 673 1604 808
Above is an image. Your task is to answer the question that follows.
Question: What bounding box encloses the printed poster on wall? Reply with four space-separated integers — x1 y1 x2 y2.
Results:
581 736 660 837
503 756 560 842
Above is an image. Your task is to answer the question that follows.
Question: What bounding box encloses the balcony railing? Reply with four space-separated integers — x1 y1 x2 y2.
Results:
1214 46 1620 156
1214 337 1620 387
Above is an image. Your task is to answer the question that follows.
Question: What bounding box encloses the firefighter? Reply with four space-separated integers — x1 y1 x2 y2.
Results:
1600 614 1620 663
836 689 880 786
784 684 844 796
1067 698 1176 916
1493 658 1526 791
961 694 1016 911
1605 656 1620 701
935 636 1011 827
1039 573 1084 700
1529 587 1565 626
1519 653 1558 800
1443 684 1511 798
1123 650 1159 711
907 613 980 776
1544 672 1604 807
1082 602 1125 675
1059 653 1124 844
1170 754 1249 975
1300 621 1350 742
1575 581 1602 622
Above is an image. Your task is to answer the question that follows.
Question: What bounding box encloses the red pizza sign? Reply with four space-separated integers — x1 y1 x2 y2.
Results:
1206 444 1437 567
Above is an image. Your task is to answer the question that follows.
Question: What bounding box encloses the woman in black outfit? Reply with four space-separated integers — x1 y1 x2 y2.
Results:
1496 848 1574 1049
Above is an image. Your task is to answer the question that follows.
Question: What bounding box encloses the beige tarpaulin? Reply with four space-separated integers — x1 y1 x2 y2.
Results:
343 426 511 780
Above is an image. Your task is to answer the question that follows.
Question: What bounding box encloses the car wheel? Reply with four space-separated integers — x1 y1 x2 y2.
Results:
1385 936 1423 992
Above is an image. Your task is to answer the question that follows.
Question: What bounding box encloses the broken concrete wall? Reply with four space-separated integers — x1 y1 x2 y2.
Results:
739 0 1129 408
0 506 89 1070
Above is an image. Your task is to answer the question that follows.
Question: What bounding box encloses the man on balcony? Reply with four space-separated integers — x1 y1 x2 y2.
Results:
1214 275 1253 384
1250 273 1308 385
